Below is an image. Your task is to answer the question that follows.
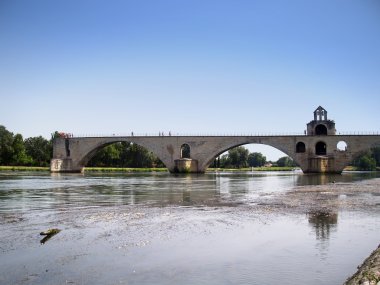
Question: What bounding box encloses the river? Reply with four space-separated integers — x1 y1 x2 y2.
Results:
1 170 380 285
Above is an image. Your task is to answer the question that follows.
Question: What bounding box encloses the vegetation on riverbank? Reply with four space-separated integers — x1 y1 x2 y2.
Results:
0 166 49 171
0 166 297 172
85 167 168 172
0 166 168 172
344 165 380 171
207 166 297 172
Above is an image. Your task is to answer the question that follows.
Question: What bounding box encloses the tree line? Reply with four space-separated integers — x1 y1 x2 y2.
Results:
0 125 164 168
0 125 379 170
87 142 164 168
0 125 52 166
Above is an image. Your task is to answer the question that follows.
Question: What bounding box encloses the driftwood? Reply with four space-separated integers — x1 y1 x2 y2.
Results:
39 228 61 244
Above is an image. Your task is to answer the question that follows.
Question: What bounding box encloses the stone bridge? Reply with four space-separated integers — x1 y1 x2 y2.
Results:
50 107 380 174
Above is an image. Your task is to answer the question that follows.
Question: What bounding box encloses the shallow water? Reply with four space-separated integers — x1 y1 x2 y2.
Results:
0 171 380 285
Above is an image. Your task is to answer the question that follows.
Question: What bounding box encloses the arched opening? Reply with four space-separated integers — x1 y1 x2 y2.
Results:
86 142 165 168
337 141 347 152
296 142 306 153
315 141 327 155
315 124 327 135
181 144 191 159
210 144 292 169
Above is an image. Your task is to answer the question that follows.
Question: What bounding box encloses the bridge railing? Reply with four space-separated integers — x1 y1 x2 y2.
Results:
72 132 303 137
69 131 380 138
337 131 380 135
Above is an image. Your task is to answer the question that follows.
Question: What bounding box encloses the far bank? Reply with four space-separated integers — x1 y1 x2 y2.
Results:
1 166 379 173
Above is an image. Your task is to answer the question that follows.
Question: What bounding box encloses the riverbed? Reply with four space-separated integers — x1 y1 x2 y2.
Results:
0 171 380 284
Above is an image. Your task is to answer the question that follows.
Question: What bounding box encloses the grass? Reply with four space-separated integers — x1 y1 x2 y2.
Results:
0 166 168 172
0 165 296 173
84 167 168 172
207 166 297 172
0 166 49 171
344 165 380 171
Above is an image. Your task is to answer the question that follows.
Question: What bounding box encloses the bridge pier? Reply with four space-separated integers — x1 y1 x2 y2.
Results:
50 158 84 173
304 156 342 174
174 159 200 173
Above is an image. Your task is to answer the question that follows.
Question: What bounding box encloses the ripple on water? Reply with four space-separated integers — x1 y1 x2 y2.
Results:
1 172 380 285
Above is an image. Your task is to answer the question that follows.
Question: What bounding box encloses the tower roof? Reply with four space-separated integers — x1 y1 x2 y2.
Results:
314 106 326 113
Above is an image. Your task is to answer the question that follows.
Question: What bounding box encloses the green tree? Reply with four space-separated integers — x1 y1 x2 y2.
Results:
12 134 30 165
24 136 52 166
87 143 121 167
88 142 164 168
218 154 230 168
248 152 266 167
127 143 156 167
117 142 131 167
0 125 15 165
277 156 295 167
353 154 376 170
227 146 249 168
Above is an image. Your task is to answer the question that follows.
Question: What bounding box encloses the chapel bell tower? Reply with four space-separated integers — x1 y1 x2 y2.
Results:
306 106 336 136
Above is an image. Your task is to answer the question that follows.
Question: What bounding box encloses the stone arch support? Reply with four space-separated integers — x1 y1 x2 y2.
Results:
51 137 177 173
194 136 300 172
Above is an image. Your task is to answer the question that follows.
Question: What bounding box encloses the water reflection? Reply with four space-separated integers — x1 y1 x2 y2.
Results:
308 210 338 240
0 171 380 212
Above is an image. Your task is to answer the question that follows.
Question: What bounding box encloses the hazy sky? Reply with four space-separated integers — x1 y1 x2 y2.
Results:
1 0 379 160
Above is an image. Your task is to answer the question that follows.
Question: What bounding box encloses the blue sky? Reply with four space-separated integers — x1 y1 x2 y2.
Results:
1 0 379 160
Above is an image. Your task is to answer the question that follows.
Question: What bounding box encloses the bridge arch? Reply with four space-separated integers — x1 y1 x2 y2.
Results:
77 139 169 170
200 140 298 171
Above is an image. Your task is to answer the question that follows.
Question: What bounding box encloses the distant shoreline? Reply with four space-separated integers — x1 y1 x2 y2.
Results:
0 166 296 172
0 166 378 172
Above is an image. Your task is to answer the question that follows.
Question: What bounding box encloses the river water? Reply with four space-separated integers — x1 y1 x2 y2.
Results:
1 171 380 285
